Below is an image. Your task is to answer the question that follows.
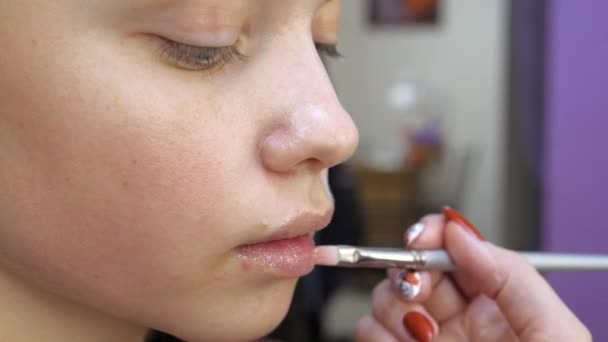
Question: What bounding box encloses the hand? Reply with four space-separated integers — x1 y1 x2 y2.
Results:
356 207 591 341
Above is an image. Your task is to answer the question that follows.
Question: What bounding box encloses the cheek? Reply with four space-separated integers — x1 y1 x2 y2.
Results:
0 23 302 336
0 39 255 313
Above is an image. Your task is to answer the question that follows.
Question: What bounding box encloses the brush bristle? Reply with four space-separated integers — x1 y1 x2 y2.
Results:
314 245 339 266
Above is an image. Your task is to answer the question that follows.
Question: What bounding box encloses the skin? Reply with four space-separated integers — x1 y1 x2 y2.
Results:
358 215 593 341
0 0 357 341
0 1 591 341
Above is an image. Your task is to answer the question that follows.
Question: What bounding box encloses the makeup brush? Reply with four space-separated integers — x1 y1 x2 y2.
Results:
315 245 608 271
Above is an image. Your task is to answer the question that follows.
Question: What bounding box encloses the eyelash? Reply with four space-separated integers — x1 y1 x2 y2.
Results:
315 43 343 58
159 39 247 72
159 39 343 72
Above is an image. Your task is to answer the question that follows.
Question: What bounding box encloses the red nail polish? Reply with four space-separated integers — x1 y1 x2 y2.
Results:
403 311 435 342
442 206 484 241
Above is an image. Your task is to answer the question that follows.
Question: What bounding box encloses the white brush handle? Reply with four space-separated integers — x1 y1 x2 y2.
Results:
521 252 608 271
423 250 608 271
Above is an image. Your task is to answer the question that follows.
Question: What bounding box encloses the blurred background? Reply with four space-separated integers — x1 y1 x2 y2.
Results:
270 0 608 340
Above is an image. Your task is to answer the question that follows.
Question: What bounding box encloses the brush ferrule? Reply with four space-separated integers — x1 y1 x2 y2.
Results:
336 245 423 269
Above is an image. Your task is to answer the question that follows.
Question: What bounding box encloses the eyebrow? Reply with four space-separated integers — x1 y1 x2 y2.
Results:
131 1 246 28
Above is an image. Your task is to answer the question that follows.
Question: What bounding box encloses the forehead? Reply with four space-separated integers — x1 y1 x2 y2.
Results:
124 0 246 18
128 0 339 15
120 0 340 38
121 0 336 24
124 0 334 12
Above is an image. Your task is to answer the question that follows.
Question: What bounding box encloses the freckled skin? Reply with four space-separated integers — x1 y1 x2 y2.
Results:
0 1 357 341
260 222 271 231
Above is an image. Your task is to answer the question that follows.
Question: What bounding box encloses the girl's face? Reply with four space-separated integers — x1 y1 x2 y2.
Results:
0 0 357 340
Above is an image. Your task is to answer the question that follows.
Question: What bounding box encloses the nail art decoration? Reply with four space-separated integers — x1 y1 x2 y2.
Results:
396 270 422 299
403 222 424 247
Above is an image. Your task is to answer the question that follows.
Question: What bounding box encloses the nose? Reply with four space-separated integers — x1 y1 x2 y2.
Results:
258 40 359 174
260 102 359 173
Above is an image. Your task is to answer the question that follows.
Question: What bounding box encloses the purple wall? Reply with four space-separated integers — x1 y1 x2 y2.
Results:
544 0 608 339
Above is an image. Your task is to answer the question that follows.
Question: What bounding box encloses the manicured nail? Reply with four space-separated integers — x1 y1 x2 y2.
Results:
403 222 424 247
403 311 435 342
396 270 422 299
442 206 484 241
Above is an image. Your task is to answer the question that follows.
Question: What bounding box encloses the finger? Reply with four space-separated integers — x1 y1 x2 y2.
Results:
387 268 427 302
423 273 467 324
355 315 400 342
404 214 444 249
445 219 590 340
399 213 466 327
370 279 416 341
389 268 467 324
396 215 445 305
463 295 517 341
431 295 516 342
370 279 439 341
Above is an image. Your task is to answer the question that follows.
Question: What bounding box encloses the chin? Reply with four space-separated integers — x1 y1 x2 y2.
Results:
167 278 299 342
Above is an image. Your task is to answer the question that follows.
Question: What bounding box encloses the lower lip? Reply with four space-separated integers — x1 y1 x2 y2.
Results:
237 235 316 277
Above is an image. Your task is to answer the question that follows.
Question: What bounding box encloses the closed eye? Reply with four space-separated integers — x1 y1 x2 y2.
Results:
158 38 247 72
157 38 340 72
315 42 343 58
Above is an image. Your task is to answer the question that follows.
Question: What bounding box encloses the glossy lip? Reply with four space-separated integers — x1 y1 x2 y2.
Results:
237 209 333 277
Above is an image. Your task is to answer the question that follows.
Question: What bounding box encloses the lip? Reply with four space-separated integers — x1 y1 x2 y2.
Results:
237 209 333 277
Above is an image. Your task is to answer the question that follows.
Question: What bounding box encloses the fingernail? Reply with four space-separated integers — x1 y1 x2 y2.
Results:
403 311 435 342
395 270 422 299
442 206 484 241
403 222 424 247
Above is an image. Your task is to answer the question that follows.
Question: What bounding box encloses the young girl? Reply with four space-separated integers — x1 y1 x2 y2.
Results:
0 1 590 341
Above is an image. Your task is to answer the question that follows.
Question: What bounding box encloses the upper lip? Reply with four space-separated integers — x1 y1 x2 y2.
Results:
245 208 334 245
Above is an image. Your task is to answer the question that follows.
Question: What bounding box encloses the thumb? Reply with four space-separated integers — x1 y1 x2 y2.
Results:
445 219 589 339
